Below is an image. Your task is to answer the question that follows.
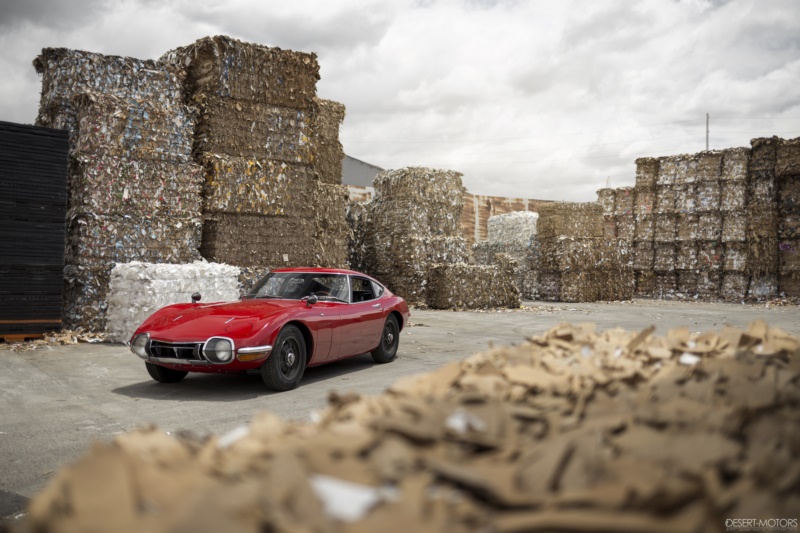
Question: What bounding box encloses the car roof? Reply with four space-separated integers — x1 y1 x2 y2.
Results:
271 267 365 276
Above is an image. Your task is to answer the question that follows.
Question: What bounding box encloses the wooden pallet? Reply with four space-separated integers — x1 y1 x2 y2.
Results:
0 333 46 343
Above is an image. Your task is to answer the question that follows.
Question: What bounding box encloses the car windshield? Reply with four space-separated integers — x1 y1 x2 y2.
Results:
245 272 349 302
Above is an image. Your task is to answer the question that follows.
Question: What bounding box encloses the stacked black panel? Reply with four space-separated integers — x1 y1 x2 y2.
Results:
0 121 68 335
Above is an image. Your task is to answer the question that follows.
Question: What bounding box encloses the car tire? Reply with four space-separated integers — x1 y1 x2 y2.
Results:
261 325 307 391
371 314 399 364
145 362 188 383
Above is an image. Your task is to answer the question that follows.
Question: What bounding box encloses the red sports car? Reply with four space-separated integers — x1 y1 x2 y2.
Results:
129 268 410 391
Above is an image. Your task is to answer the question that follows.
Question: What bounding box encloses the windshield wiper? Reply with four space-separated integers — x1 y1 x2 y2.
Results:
256 294 283 299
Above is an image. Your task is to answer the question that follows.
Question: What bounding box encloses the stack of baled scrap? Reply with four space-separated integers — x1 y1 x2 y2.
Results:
719 148 751 300
631 158 658 296
359 167 470 305
472 211 540 299
162 35 349 269
33 48 204 332
106 261 241 343
427 255 520 309
747 138 780 299
25 321 800 532
776 138 800 297
537 202 633 302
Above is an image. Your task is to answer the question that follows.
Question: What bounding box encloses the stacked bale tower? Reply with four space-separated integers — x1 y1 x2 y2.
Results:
537 202 633 302
162 36 348 269
747 138 780 299
33 49 203 331
776 139 800 296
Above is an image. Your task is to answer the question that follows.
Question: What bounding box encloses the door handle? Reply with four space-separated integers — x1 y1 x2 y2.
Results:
372 303 381 308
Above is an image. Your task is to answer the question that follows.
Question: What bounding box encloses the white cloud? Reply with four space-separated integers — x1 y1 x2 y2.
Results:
1 0 798 201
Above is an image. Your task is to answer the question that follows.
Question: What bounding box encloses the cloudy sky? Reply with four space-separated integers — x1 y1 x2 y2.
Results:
1 0 798 201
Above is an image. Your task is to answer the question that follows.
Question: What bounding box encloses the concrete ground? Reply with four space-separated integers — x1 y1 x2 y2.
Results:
1 299 798 521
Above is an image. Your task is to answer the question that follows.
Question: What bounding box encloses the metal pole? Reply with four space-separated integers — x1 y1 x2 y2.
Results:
706 113 709 151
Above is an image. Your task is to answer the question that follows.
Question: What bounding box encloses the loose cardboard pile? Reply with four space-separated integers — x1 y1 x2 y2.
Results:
538 202 632 302
473 211 540 299
777 138 800 296
33 47 204 332
607 142 798 302
24 321 800 532
162 35 348 269
356 167 471 306
106 261 241 343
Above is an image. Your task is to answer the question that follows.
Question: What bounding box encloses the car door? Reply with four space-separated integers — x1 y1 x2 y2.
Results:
333 275 386 358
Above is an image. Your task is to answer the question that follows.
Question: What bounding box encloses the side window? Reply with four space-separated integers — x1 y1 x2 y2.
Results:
351 276 376 303
370 281 385 298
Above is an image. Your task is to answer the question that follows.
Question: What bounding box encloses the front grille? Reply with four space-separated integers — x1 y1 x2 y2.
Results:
148 340 203 361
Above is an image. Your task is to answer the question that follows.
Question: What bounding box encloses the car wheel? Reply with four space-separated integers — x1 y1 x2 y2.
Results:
261 325 307 391
145 362 188 383
371 314 399 364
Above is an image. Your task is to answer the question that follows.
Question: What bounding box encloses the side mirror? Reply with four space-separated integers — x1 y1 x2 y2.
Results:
191 292 202 303
303 294 318 308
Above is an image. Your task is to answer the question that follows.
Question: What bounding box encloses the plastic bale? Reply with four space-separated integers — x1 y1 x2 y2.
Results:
537 271 561 301
161 35 320 109
191 96 315 163
486 211 538 247
635 157 659 189
426 262 519 310
720 147 750 182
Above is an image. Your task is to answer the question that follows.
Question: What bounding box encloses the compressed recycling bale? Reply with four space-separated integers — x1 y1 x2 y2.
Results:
69 153 203 218
615 214 635 242
749 176 777 207
720 147 749 181
779 272 800 296
780 213 800 239
653 243 675 271
676 270 698 297
656 157 678 186
486 211 538 246
779 176 800 210
522 270 539 300
633 241 654 270
697 241 723 271
750 137 779 172
720 272 749 301
199 153 315 215
748 205 778 238
601 215 616 239
200 213 317 268
696 270 722 299
71 93 194 163
368 198 462 237
776 137 800 177
633 187 655 215
106 261 242 343
723 243 748 272
658 154 697 185
537 271 560 301
311 98 346 185
66 214 202 266
653 213 677 242
722 212 747 242
653 271 677 298
674 184 697 214
559 271 598 302
162 35 319 109
33 47 185 129
696 151 722 181
596 188 615 215
192 96 314 163
635 270 656 296
748 273 777 300
634 214 655 241
654 185 676 214
747 237 778 276
695 181 721 211
779 240 800 272
613 187 634 215
62 263 111 332
312 183 350 268
721 180 748 211
426 262 519 309
675 242 697 270
676 214 699 241
471 241 534 299
536 202 603 239
697 212 722 241
635 157 659 188
373 167 465 209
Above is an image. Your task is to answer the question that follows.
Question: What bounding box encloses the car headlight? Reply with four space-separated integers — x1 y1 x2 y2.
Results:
131 333 149 359
203 337 234 363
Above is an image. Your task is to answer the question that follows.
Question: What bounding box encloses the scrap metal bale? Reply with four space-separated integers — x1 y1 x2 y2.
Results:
161 35 319 109
369 199 463 237
426 261 519 310
68 154 203 218
372 167 466 210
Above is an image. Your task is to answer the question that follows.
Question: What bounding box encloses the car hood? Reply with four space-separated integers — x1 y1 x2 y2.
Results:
140 299 298 342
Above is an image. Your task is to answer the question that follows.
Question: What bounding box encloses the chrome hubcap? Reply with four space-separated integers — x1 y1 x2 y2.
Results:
386 331 394 345
286 350 296 367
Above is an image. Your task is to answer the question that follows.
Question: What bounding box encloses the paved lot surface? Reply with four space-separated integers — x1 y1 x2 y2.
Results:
1 299 798 519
